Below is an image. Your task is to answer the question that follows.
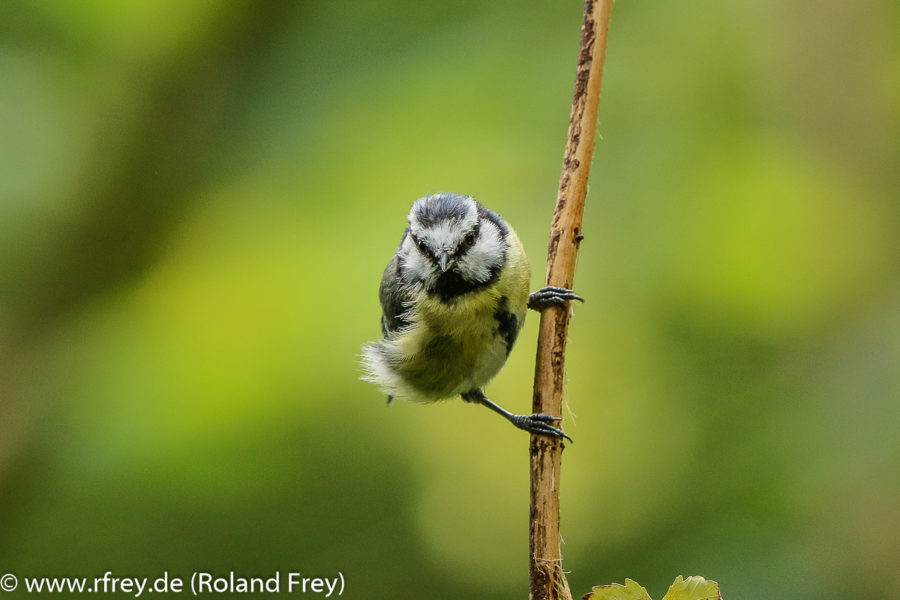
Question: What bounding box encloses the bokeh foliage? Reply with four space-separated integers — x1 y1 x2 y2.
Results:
1 1 898 598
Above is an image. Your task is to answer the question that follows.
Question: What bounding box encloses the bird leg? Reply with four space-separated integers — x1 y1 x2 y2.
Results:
527 286 584 311
461 389 572 442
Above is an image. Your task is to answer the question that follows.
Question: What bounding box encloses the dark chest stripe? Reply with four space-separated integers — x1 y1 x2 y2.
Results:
493 296 519 356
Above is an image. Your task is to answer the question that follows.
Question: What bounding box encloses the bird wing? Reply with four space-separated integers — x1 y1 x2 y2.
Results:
378 252 414 338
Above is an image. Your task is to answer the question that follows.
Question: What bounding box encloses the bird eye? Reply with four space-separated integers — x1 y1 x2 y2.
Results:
462 230 477 249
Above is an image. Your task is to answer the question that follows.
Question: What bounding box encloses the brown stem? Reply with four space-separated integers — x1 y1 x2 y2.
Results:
529 1 614 599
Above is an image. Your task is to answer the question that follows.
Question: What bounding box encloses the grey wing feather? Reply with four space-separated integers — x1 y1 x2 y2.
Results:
378 252 414 338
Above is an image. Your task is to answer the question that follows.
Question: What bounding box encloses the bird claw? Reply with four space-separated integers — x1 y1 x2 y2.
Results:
528 286 585 311
511 413 573 442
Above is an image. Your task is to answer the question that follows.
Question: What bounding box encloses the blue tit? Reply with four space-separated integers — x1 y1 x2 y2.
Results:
361 192 583 440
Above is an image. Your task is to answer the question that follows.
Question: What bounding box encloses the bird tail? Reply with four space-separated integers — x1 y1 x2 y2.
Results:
360 341 405 399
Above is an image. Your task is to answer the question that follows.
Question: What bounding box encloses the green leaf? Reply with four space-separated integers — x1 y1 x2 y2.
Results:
582 578 651 600
583 576 721 600
660 576 721 600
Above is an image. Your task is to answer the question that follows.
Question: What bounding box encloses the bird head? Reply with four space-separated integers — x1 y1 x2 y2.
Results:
401 193 508 289
407 193 480 273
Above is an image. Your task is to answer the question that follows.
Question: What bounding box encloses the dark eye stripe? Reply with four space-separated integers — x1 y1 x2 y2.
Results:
411 235 432 258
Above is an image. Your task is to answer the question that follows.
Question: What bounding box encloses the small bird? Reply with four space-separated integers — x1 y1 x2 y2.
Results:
360 192 582 440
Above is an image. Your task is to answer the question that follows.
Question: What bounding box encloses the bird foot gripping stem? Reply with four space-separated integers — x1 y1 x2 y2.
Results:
527 286 584 311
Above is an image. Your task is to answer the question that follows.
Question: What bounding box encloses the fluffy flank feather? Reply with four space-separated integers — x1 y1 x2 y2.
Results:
360 338 443 401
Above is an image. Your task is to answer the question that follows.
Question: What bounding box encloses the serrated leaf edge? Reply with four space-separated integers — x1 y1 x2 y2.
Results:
660 575 722 600
582 578 651 600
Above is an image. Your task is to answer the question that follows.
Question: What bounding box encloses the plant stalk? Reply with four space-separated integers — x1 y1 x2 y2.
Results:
529 1 614 599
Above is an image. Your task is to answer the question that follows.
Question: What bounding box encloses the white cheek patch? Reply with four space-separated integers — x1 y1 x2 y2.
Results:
457 222 505 283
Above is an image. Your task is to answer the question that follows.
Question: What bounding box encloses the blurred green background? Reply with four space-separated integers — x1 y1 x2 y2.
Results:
1 1 898 598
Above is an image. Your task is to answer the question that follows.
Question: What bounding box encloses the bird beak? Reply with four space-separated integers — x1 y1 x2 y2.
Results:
438 251 451 272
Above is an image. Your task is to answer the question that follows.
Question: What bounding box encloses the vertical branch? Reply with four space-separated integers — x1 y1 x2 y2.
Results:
529 1 613 599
